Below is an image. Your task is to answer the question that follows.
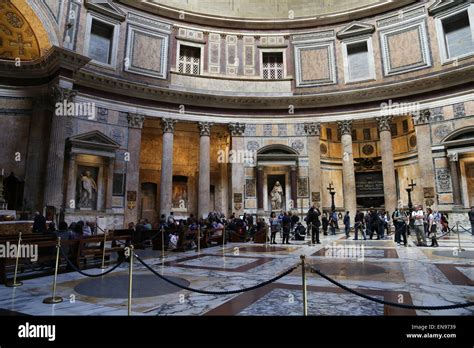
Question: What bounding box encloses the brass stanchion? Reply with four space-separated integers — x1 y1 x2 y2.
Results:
43 237 63 304
161 227 167 260
456 222 465 252
6 232 23 287
100 231 107 269
197 225 201 254
300 255 308 316
127 245 134 316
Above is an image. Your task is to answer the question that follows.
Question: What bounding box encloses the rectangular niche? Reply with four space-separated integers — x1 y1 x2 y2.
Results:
434 3 474 64
294 41 337 87
124 24 169 79
84 12 120 68
379 17 432 76
342 37 375 83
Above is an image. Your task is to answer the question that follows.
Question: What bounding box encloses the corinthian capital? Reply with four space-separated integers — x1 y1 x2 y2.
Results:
376 116 393 132
412 110 431 126
198 122 214 136
337 120 353 136
127 113 145 129
161 118 177 134
228 123 246 137
304 122 321 137
51 86 77 104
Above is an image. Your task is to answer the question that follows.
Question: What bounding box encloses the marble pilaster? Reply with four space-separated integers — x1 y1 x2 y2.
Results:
290 165 297 209
124 113 145 225
448 153 462 206
412 111 437 208
23 96 52 211
229 123 246 216
43 85 77 211
257 165 264 211
305 122 321 206
377 116 397 214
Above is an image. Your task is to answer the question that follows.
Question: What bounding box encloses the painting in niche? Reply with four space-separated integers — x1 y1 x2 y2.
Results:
245 178 256 198
172 179 188 210
297 177 309 197
76 166 99 210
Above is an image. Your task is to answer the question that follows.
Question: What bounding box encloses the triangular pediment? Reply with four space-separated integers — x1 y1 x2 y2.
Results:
336 21 375 39
85 0 126 21
69 130 120 150
428 0 468 15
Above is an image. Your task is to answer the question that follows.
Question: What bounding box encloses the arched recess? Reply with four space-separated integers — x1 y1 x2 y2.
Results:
0 0 54 60
442 126 474 145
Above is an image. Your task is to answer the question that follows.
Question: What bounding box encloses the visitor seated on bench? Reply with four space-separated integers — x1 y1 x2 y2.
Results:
209 221 224 237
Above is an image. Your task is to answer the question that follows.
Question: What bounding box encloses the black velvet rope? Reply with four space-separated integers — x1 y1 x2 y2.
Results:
310 266 474 310
134 253 297 295
59 246 126 278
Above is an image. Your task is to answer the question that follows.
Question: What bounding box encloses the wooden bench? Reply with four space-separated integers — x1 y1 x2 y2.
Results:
228 228 249 243
0 233 131 283
253 226 269 243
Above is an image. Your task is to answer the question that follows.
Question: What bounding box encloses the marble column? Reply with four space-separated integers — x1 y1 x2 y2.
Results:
105 157 115 213
337 120 357 217
198 122 213 219
23 96 52 211
290 165 297 209
159 118 177 217
305 122 321 206
257 165 264 211
229 123 246 216
124 113 145 226
377 116 397 214
65 153 77 212
43 85 77 211
412 110 437 208
448 153 462 206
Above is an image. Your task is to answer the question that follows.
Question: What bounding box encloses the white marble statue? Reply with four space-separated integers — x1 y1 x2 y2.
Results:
270 181 283 210
79 171 97 208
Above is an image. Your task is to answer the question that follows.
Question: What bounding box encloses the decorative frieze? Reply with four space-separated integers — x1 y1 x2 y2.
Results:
304 122 321 137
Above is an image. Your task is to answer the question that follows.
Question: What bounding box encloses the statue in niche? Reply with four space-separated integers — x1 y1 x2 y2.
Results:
79 171 97 209
270 181 283 210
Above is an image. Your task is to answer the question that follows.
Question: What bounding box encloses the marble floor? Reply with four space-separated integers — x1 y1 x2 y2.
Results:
0 230 473 316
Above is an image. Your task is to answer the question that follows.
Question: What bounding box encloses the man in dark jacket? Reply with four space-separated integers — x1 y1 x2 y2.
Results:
306 205 321 244
354 211 366 240
343 211 351 239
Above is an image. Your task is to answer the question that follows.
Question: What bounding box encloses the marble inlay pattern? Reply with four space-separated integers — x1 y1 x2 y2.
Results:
0 231 472 316
238 288 384 316
178 255 259 269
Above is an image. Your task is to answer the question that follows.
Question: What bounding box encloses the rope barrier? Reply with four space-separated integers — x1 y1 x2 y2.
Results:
456 225 472 234
59 247 126 278
309 266 474 310
134 253 297 295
